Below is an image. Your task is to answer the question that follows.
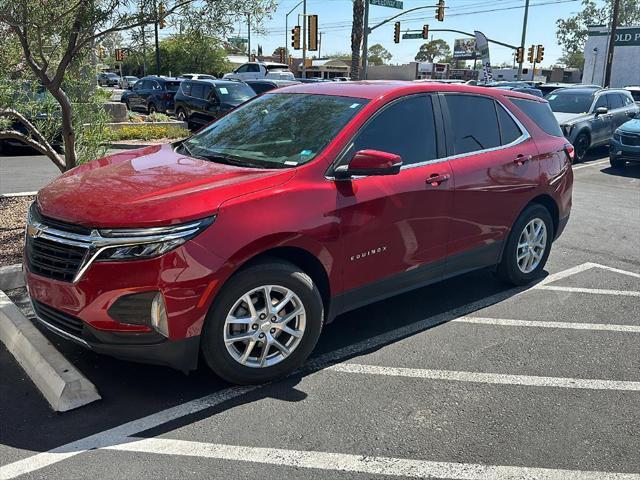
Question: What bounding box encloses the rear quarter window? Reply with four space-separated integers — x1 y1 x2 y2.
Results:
510 97 563 137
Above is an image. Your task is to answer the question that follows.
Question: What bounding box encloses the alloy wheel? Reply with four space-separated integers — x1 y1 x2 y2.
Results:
516 218 547 274
574 135 588 162
223 285 306 368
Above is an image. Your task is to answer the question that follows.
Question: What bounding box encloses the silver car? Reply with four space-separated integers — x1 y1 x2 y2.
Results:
547 87 639 162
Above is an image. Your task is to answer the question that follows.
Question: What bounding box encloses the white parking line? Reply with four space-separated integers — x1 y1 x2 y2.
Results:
572 159 610 171
454 316 640 333
106 437 640 480
537 285 640 297
589 263 640 279
329 363 640 391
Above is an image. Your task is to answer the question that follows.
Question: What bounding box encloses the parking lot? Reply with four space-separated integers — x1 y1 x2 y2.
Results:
1 151 639 479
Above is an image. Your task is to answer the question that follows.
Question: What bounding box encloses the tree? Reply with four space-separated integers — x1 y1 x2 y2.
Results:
350 0 365 80
368 44 392 66
557 51 585 69
556 0 640 57
415 39 451 62
0 0 277 171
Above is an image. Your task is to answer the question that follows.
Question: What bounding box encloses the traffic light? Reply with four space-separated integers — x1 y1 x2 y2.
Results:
308 15 318 51
515 47 524 64
535 44 544 63
278 48 285 63
98 45 105 59
527 44 535 63
435 0 445 22
291 26 301 50
422 24 429 40
158 2 166 28
393 22 400 43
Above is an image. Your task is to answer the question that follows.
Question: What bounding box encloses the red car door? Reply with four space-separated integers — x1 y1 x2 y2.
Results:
332 94 454 310
441 93 541 272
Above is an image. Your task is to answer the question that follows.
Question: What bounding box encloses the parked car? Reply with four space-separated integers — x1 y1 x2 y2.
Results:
119 76 139 89
610 117 640 167
624 86 640 105
244 79 300 95
538 82 600 96
24 82 572 384
174 79 256 129
179 73 217 80
98 72 120 87
479 82 544 98
223 62 295 81
120 76 182 114
546 87 639 162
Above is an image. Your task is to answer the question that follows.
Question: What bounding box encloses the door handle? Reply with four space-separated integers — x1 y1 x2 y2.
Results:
426 173 450 186
514 154 532 166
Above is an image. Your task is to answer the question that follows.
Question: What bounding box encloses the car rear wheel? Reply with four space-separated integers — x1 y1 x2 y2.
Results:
573 132 589 163
609 155 625 168
201 261 324 385
147 103 157 115
496 204 553 286
176 108 187 122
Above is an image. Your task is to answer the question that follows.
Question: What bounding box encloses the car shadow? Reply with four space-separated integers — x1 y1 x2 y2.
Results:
600 163 640 179
0 267 528 457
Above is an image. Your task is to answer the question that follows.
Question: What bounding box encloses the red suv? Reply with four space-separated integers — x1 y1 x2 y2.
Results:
25 82 573 384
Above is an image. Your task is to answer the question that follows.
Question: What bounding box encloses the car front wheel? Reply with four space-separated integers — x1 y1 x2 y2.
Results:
496 204 554 286
573 132 589 163
201 261 324 385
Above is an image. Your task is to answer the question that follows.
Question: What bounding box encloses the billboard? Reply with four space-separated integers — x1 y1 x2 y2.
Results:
453 38 478 59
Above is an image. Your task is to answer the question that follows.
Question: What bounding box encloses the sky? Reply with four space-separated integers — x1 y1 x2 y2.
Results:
233 0 590 67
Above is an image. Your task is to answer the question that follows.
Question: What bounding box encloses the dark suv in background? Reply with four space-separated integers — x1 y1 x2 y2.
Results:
547 87 638 162
173 79 255 129
121 76 182 114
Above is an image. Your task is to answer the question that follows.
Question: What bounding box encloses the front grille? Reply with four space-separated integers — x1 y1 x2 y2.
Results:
32 300 85 337
26 235 87 282
620 134 640 146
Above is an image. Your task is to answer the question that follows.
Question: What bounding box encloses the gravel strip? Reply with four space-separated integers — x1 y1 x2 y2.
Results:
0 196 33 266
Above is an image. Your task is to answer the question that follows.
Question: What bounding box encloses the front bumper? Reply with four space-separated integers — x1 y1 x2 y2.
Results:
610 137 640 163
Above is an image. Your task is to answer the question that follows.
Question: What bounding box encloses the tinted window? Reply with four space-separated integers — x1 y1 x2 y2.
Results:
496 103 522 145
165 81 181 92
608 93 624 109
629 90 640 102
191 84 204 99
235 65 249 73
215 83 256 105
247 64 261 73
183 93 368 168
352 95 437 166
248 82 276 94
445 95 500 154
546 90 594 113
593 94 608 110
511 98 563 137
141 80 154 89
620 93 634 105
181 82 192 96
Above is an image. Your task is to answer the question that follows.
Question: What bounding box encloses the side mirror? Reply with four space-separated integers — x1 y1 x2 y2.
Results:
595 106 608 116
335 149 402 179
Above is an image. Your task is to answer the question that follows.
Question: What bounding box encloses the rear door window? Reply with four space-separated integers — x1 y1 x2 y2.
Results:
191 84 204 99
496 103 523 145
510 98 563 137
351 95 438 166
181 81 192 96
247 64 261 73
608 93 624 110
249 82 275 94
444 94 500 155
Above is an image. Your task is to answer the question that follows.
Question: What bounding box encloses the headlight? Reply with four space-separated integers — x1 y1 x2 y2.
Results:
613 132 622 142
95 216 215 261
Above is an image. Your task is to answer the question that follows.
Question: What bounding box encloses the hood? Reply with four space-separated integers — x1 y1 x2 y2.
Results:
37 144 295 228
552 111 587 125
617 118 640 133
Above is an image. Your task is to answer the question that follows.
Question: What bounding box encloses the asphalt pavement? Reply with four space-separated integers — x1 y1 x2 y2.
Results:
0 150 639 480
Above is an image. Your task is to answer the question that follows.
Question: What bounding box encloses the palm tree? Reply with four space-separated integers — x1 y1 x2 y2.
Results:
350 0 364 80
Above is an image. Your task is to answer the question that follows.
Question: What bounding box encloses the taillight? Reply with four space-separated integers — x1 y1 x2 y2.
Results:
563 143 575 163
163 92 173 101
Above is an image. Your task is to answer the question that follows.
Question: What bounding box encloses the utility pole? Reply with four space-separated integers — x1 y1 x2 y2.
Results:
247 13 252 61
516 0 530 81
153 0 160 76
141 24 147 76
285 0 303 65
319 32 324 58
302 0 307 78
604 0 620 87
362 0 370 80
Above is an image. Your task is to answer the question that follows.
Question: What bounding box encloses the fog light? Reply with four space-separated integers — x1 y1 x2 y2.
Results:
151 292 169 337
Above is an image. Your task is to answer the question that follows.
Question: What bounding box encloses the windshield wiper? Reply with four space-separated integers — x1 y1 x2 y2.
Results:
199 152 270 169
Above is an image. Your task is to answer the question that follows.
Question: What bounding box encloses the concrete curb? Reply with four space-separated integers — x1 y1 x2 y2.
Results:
109 142 153 150
0 290 101 411
0 192 37 198
0 264 25 291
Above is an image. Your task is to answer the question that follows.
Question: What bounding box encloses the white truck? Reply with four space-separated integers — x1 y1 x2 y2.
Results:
223 62 295 81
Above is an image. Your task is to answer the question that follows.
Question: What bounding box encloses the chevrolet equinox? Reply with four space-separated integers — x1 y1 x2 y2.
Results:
25 82 573 384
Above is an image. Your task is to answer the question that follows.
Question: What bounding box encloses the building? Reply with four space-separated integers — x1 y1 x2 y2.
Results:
367 62 448 81
583 24 640 87
296 59 351 79
491 68 546 82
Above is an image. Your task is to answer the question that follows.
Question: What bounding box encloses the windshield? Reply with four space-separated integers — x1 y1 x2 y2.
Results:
545 91 595 114
215 83 255 105
182 93 368 168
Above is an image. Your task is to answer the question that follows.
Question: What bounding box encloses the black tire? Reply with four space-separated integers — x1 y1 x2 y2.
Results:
147 103 157 115
176 108 187 122
124 99 130 111
201 261 324 385
609 155 625 168
0 140 6 155
496 204 554 286
573 132 589 163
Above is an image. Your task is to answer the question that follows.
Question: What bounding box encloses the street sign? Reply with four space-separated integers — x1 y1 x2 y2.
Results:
370 0 403 9
402 33 423 39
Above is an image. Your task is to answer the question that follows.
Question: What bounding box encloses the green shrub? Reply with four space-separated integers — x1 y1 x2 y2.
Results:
147 112 171 123
106 124 189 141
